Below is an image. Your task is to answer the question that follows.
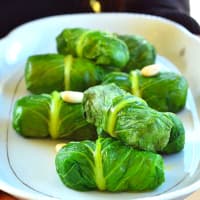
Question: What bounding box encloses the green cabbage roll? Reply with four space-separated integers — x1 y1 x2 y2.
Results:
118 34 156 71
12 91 96 140
162 112 185 154
83 84 185 153
25 54 106 94
56 28 129 68
55 137 165 192
102 70 188 112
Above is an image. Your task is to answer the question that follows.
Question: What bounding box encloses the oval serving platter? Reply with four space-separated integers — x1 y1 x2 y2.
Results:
1 13 200 200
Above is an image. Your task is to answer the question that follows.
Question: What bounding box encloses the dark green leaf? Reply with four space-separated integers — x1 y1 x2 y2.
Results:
25 54 107 94
55 137 165 191
56 28 129 68
12 91 97 140
83 84 173 152
118 34 156 71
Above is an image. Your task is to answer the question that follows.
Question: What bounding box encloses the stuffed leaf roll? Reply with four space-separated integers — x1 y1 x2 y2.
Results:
56 28 129 68
25 54 106 94
55 137 165 192
162 112 185 154
12 91 96 140
83 84 185 153
102 70 188 112
118 34 156 71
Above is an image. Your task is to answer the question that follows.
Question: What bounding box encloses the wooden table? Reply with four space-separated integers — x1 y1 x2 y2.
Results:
1 189 199 200
0 191 17 200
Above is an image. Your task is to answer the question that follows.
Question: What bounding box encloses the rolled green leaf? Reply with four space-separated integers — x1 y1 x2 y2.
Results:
12 91 96 140
56 28 129 68
137 71 188 113
83 84 174 152
25 54 106 94
55 137 165 192
118 34 156 71
102 71 132 92
162 112 185 154
102 70 188 112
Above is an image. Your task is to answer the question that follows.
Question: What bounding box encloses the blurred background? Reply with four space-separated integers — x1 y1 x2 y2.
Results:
0 0 200 38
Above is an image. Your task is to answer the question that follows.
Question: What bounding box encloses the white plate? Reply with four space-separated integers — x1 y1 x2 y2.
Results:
1 13 200 200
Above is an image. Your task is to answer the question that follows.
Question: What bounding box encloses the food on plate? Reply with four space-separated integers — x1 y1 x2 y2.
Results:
25 54 107 94
55 137 165 191
60 91 84 103
118 34 156 71
56 28 130 68
162 112 185 154
11 26 188 194
140 64 160 77
12 91 96 140
102 69 188 112
83 84 185 153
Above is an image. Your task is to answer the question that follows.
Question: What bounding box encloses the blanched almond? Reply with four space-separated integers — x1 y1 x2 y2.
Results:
141 64 160 77
60 91 84 103
55 143 66 152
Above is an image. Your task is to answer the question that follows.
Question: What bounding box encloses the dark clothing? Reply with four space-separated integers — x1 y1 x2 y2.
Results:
124 0 200 34
1 0 200 38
